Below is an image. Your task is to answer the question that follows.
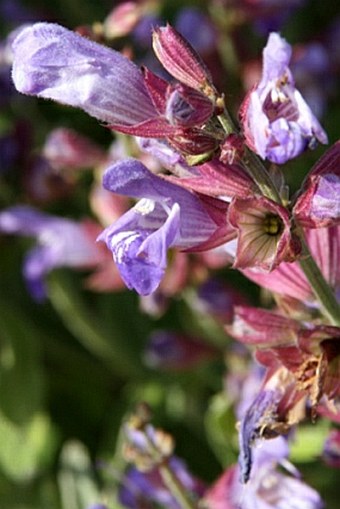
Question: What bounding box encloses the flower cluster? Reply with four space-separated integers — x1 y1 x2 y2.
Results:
8 21 332 297
1 3 340 509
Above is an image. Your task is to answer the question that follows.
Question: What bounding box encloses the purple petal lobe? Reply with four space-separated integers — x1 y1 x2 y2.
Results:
98 202 180 295
102 159 218 247
239 390 279 483
12 23 157 125
262 32 292 81
311 173 340 220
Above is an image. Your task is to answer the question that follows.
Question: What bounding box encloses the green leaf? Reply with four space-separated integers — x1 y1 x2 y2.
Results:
204 393 238 467
0 298 45 423
57 441 102 509
0 410 59 482
289 421 330 463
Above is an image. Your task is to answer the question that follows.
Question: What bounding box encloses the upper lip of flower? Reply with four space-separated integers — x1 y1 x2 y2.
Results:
11 22 159 126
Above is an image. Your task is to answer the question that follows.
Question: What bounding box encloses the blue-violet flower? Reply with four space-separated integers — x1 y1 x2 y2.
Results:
97 159 232 295
240 32 328 164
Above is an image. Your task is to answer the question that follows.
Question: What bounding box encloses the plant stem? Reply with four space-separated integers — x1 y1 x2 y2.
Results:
298 230 340 326
217 106 340 325
217 108 235 135
217 110 282 203
140 423 198 509
159 462 198 509
242 147 282 204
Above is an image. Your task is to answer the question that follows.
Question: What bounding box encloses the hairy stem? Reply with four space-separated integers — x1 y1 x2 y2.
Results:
217 110 282 203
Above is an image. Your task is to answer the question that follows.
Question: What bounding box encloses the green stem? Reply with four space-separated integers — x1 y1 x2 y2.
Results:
47 271 146 378
217 111 282 203
141 426 198 509
217 108 235 135
298 230 340 326
242 147 282 204
217 106 340 324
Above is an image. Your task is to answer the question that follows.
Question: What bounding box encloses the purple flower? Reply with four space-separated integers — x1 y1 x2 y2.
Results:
240 32 328 164
294 141 340 228
205 432 324 509
118 457 205 509
97 159 228 295
206 360 324 508
205 437 324 509
11 23 157 126
175 7 217 55
238 389 281 483
240 437 324 509
0 206 102 300
11 23 218 158
144 330 217 370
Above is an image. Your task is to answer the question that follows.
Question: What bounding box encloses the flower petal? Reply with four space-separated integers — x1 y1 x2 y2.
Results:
102 158 221 247
97 202 180 295
12 23 157 125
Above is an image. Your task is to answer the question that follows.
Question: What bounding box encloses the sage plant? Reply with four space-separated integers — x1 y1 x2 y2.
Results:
2 8 339 509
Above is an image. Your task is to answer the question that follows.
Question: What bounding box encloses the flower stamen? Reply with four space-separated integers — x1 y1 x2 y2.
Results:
263 214 283 236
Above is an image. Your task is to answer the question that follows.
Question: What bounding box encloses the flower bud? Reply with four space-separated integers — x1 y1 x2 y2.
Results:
168 127 219 157
42 127 106 170
152 24 216 98
103 2 142 39
165 84 214 127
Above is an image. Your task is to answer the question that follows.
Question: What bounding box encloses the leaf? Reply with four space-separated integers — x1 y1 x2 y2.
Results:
0 410 59 482
289 421 330 463
0 297 45 423
57 441 101 509
204 393 238 467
